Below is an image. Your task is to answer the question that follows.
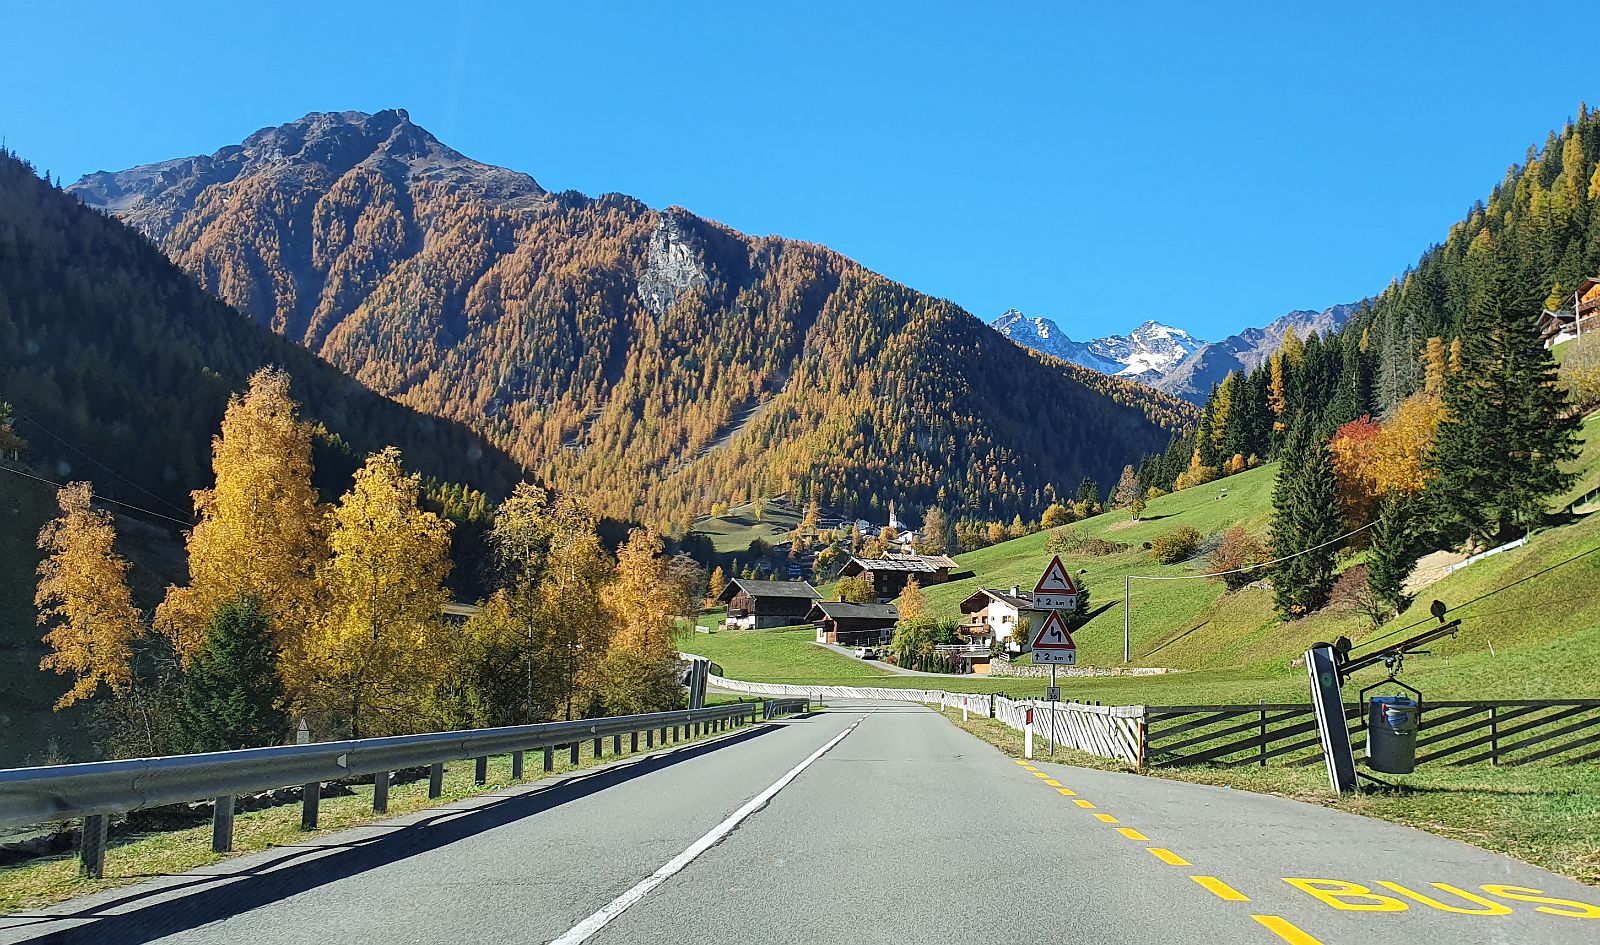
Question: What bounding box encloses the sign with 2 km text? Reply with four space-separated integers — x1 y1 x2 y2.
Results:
1032 555 1079 611
1029 609 1077 665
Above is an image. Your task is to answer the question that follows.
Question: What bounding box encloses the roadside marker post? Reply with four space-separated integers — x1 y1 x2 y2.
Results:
1024 706 1034 759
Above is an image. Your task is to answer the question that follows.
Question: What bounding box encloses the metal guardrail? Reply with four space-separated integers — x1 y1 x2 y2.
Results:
0 701 776 877
762 698 810 719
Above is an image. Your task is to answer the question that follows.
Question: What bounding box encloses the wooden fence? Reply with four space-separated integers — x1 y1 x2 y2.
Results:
1143 699 1600 769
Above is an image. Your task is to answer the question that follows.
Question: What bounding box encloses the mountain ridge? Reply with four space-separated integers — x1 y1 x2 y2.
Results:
68 109 1192 530
991 302 1362 402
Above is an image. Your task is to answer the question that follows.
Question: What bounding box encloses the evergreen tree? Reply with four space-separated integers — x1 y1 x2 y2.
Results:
1366 494 1417 619
173 596 288 752
1269 422 1343 617
1427 258 1580 548
1075 476 1100 509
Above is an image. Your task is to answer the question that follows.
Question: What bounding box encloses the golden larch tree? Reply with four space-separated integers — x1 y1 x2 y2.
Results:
289 448 453 737
156 368 326 661
36 482 143 708
898 577 925 621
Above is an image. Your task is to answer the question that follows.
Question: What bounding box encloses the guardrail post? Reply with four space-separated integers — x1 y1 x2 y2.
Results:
428 762 444 798
613 733 622 754
631 731 639 752
543 746 554 772
79 814 107 878
569 742 579 765
647 729 654 748
211 794 235 852
592 736 602 758
373 772 390 813
511 751 524 780
474 756 488 785
301 780 320 830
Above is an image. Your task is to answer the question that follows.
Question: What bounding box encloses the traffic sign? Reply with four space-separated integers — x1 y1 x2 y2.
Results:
1046 686 1061 702
1032 555 1079 610
1029 610 1077 665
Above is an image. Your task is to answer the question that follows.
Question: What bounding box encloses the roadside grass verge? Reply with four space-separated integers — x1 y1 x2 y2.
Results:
941 708 1600 887
0 708 767 915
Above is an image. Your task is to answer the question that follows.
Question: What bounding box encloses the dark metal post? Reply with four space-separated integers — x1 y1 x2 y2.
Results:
631 731 639 752
1259 702 1268 768
1490 705 1500 766
569 742 579 765
613 733 622 754
301 781 320 830
593 737 602 758
212 795 235 853
474 756 488 785
373 772 389 813
428 762 444 798
543 746 554 772
511 751 524 779
80 814 108 878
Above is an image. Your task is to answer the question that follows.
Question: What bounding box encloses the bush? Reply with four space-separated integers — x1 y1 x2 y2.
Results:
1149 526 1202 564
1208 527 1267 590
1174 466 1219 491
1046 525 1090 554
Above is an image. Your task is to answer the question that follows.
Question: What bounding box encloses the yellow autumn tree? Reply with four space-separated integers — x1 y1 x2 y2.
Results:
542 494 615 718
36 482 143 708
1370 393 1443 496
705 565 728 609
1210 372 1237 453
288 448 453 737
155 369 326 662
898 577 925 621
1267 353 1289 429
1280 325 1304 366
1422 336 1448 395
605 528 695 659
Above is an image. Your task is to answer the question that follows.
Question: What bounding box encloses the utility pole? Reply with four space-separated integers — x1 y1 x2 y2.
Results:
1123 575 1131 664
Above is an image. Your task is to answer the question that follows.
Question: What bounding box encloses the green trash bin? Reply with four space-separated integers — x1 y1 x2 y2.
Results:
1367 695 1419 774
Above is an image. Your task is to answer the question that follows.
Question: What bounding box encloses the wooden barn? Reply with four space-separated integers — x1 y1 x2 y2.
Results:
718 578 821 630
808 601 899 647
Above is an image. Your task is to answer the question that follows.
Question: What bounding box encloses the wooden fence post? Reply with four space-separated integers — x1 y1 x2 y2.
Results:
1259 701 1268 768
1490 705 1500 766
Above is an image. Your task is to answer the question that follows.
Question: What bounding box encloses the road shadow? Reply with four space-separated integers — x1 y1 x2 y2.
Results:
4 726 785 945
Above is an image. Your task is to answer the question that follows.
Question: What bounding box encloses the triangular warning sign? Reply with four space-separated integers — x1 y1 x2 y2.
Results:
1030 609 1077 650
1034 555 1078 596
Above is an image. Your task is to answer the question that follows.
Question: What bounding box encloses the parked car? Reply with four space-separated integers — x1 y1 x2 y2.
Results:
855 646 877 659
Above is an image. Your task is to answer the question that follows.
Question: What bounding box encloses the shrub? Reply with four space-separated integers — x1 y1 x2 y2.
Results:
1146 486 1167 499
1174 465 1219 491
1208 527 1267 590
1149 526 1202 564
1046 526 1090 554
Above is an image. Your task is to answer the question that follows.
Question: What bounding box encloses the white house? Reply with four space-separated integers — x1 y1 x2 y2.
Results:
958 586 1043 654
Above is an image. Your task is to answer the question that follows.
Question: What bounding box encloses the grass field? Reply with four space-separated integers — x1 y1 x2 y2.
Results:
686 500 803 556
944 708 1600 887
687 444 1600 706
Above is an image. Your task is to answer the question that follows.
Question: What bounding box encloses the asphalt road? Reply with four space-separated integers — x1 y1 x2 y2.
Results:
3 701 1596 945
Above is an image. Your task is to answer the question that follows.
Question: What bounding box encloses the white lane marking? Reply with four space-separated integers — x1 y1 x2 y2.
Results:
546 715 865 945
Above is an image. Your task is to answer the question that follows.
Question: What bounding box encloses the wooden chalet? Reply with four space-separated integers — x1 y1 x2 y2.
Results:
1542 277 1600 349
808 601 899 647
839 553 956 602
718 578 821 630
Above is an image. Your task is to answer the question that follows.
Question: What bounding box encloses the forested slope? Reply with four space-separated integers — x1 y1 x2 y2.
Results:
71 109 1193 530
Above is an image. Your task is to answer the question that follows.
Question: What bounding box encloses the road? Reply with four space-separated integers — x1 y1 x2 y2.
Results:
3 701 1596 944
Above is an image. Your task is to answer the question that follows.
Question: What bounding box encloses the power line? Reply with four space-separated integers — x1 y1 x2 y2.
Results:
7 408 193 517
1126 520 1377 583
0 463 194 527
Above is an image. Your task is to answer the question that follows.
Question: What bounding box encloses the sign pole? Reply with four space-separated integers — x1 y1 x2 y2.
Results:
1048 663 1057 757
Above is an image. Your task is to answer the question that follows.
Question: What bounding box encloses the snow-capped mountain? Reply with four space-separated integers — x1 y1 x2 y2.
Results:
991 303 1361 403
990 311 1204 381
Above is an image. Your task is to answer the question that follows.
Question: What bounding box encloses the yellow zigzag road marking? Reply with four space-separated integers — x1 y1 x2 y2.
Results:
1252 915 1324 945
1191 875 1250 902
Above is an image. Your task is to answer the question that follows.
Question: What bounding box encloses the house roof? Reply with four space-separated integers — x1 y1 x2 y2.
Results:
719 578 822 603
888 552 957 569
807 601 900 622
959 587 1035 612
844 555 949 574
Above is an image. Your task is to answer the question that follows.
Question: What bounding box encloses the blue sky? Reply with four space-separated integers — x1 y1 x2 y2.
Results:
0 1 1590 341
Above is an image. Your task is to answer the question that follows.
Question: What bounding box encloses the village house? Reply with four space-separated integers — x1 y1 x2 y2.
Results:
839 553 956 602
718 578 821 630
959 586 1040 655
1538 276 1600 349
808 600 899 648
